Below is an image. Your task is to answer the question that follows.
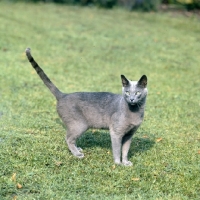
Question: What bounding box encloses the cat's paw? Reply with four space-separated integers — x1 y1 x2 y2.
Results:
76 153 84 159
77 147 83 152
114 160 122 165
122 161 133 166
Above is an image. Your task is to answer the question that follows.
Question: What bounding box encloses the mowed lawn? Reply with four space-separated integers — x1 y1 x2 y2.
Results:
0 2 200 199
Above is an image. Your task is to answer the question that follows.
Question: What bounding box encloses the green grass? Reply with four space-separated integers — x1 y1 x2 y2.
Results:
0 2 200 199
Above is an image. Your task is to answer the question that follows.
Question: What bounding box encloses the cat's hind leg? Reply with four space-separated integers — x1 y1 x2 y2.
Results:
65 124 88 158
66 134 84 158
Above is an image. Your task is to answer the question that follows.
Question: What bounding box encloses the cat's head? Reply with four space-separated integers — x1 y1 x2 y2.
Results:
121 75 148 106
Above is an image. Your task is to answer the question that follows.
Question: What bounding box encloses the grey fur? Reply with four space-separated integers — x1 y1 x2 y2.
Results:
25 48 148 166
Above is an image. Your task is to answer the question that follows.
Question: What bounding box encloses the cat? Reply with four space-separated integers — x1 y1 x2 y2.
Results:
25 48 148 166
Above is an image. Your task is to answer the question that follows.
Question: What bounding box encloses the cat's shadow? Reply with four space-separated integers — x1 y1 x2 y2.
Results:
76 130 155 157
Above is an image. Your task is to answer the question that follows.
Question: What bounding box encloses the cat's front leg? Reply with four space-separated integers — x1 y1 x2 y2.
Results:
110 133 122 165
121 131 134 166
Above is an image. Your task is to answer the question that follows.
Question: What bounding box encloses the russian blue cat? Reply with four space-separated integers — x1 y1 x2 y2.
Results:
25 48 148 166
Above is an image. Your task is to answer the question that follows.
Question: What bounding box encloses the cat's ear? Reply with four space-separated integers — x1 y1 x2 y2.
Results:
138 75 147 88
121 75 130 87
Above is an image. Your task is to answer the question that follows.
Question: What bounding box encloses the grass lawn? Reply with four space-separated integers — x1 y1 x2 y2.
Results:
0 2 200 199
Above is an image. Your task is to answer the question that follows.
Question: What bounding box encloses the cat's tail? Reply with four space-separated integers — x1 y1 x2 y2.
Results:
25 48 64 100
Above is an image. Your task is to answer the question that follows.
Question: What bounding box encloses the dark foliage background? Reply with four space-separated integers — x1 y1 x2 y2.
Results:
5 0 200 11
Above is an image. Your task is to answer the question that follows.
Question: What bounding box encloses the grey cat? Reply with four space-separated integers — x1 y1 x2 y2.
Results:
25 48 148 166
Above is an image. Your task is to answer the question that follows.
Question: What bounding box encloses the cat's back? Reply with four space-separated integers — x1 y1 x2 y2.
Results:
59 92 121 106
74 92 119 102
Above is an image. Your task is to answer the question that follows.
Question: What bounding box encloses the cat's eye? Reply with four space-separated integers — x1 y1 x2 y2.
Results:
125 91 130 96
135 91 141 95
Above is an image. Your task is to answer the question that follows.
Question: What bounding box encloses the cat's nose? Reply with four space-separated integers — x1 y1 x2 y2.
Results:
130 98 134 102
